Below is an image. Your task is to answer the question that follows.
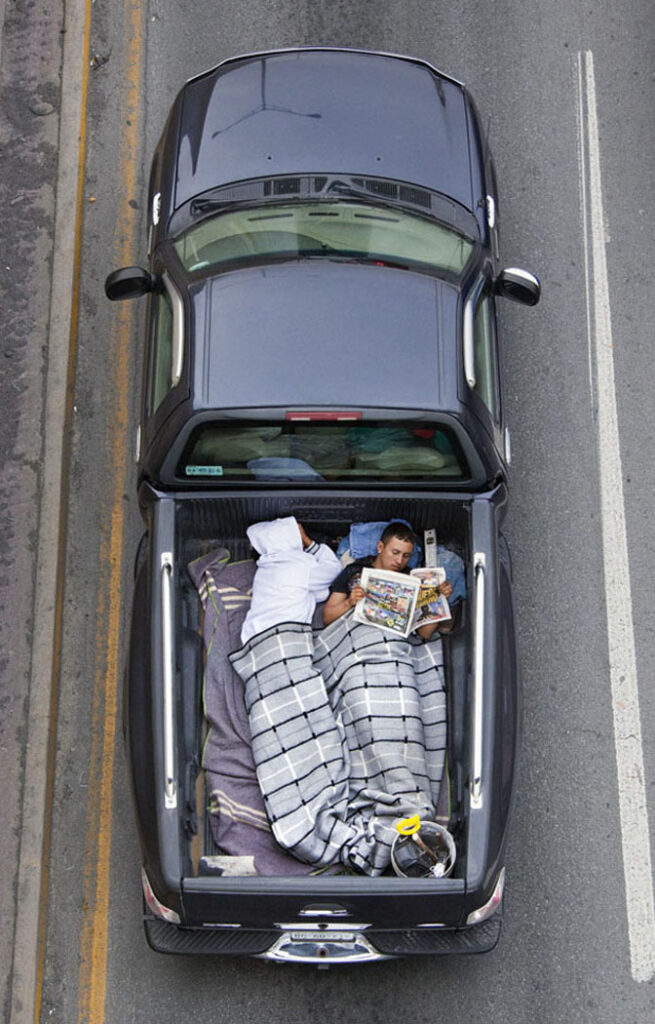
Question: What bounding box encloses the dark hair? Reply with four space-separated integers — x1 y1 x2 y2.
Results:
379 522 415 547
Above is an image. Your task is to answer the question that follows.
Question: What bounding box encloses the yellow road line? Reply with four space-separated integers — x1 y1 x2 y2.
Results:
77 4 145 1022
32 2 93 1022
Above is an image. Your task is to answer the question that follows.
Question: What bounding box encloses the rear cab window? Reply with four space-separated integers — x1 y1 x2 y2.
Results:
176 421 469 482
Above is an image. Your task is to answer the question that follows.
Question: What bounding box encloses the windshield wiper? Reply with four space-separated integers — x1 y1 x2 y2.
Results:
316 251 410 271
323 179 379 202
190 197 237 216
191 178 379 212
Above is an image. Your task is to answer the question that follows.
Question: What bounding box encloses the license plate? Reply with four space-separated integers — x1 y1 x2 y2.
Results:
288 930 355 943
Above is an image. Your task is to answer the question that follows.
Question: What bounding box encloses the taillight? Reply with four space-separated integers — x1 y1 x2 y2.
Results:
466 867 505 926
141 867 181 924
285 411 362 421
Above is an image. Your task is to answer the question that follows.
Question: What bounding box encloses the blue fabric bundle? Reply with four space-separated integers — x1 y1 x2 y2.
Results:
336 519 422 568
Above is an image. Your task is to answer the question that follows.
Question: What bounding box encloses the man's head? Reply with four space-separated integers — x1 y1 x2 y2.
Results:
375 522 415 572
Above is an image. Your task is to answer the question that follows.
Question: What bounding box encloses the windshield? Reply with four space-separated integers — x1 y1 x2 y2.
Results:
174 202 474 276
178 421 468 482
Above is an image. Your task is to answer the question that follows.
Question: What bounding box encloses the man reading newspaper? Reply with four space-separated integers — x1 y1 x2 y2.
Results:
323 522 452 639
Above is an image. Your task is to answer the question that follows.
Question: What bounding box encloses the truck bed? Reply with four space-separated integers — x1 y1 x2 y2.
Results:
170 492 471 873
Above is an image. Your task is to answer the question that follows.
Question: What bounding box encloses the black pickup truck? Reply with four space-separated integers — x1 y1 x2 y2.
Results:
106 47 540 962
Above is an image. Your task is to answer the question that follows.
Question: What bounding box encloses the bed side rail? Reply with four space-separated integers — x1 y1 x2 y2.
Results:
161 551 177 809
470 551 486 809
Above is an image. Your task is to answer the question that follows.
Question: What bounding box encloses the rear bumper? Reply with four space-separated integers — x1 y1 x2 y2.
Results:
144 912 502 960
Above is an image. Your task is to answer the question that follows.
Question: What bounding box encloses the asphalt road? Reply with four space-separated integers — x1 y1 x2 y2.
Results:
2 1 655 1022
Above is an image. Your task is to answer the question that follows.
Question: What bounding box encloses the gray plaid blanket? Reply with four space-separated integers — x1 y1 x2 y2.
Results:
229 613 446 875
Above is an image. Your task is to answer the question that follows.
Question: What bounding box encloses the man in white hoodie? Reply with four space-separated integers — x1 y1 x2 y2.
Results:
240 516 341 644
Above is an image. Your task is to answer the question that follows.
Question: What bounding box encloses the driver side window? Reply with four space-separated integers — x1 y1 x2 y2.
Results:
150 289 173 414
473 291 500 421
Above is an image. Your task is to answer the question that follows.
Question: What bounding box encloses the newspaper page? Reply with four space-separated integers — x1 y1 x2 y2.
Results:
353 568 420 638
410 567 452 631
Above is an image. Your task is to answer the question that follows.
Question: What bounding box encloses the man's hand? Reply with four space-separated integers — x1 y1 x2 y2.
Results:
323 585 365 626
298 522 312 549
438 580 453 599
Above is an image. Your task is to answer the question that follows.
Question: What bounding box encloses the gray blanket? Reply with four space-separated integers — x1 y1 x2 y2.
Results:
189 548 317 875
229 613 447 875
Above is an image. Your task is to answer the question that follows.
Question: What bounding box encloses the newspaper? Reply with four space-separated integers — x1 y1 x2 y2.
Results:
353 568 420 637
353 566 451 638
409 567 452 630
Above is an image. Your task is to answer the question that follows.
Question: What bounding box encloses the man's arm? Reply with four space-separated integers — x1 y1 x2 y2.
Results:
323 585 365 625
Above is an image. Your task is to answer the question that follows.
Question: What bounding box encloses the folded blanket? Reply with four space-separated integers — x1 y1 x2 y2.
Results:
229 614 446 875
188 548 318 875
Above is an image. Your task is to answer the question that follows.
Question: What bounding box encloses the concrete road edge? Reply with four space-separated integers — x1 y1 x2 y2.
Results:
10 2 91 1021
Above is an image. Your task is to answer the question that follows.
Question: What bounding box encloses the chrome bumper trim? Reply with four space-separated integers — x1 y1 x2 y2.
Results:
260 923 389 964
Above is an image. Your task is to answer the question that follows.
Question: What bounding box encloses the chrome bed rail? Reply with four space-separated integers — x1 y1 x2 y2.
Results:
470 551 486 809
161 551 177 809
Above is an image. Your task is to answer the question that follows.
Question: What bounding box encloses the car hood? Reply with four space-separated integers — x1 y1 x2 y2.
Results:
174 49 481 215
190 262 460 412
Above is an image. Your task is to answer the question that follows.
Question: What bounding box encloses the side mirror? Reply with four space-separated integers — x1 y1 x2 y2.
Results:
105 266 156 301
495 267 541 307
